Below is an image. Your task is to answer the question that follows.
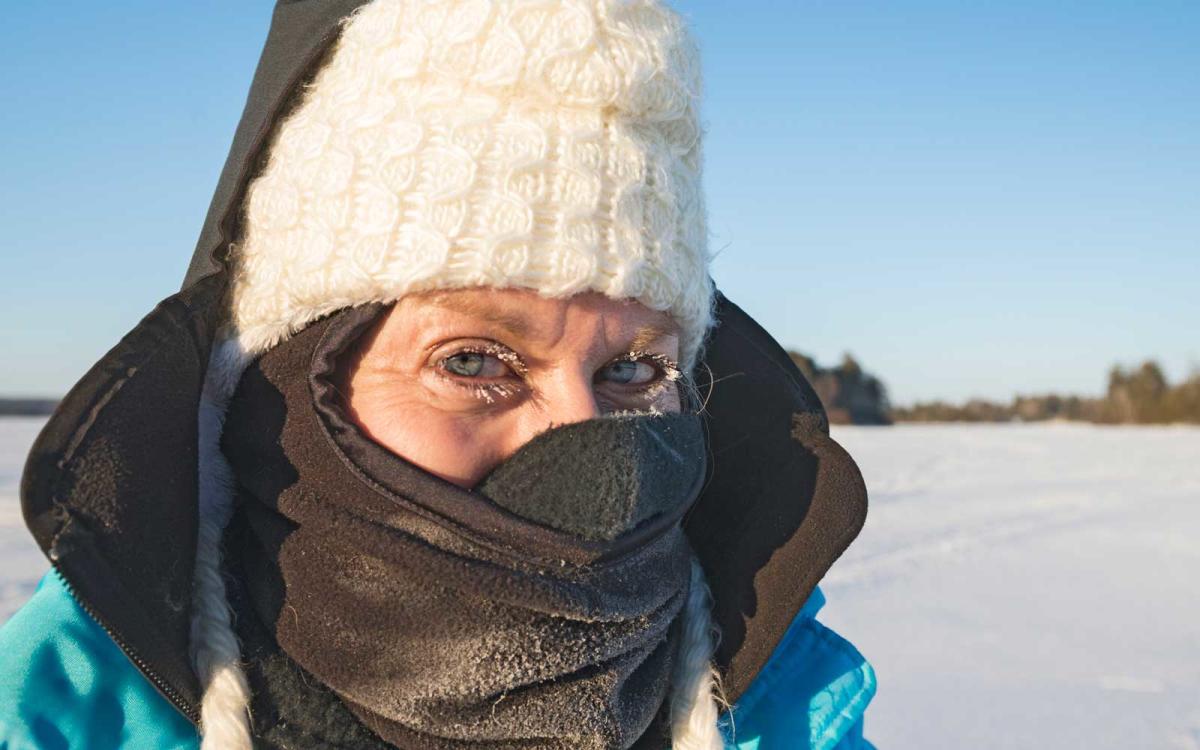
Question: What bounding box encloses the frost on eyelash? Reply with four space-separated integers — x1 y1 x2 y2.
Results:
431 359 522 404
608 405 665 417
435 341 528 404
478 342 527 376
440 346 681 406
625 350 681 381
618 350 681 405
594 352 678 414
638 380 674 404
464 382 519 404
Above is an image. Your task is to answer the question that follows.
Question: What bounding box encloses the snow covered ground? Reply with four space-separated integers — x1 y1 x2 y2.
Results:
0 418 49 624
1 418 1197 747
825 423 1200 749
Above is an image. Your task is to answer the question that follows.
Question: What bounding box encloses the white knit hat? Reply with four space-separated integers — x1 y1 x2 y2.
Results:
230 0 714 368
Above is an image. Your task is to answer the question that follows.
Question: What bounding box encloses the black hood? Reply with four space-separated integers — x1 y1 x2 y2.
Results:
21 0 868 727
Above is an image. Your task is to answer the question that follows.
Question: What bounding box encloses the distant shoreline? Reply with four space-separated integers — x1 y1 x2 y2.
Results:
0 399 58 417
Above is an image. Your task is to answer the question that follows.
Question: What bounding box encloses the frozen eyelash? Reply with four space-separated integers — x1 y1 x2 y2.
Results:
463 342 528 377
432 366 522 404
620 350 682 402
435 347 682 405
463 382 520 404
609 405 666 417
626 350 682 383
639 380 673 404
434 342 526 404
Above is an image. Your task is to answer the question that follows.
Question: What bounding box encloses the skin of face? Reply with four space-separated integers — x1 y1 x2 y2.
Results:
338 287 684 488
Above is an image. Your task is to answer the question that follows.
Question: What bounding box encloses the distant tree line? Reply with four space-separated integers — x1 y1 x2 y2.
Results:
787 351 892 425
782 352 1200 426
891 360 1200 425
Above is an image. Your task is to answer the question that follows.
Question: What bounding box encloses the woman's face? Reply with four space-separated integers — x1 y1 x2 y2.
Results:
341 287 683 487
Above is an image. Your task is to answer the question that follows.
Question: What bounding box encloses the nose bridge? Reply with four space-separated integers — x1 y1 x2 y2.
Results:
506 364 600 453
506 366 600 455
540 365 602 427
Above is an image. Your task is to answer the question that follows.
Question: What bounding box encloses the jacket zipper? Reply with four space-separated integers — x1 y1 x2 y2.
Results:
48 562 201 725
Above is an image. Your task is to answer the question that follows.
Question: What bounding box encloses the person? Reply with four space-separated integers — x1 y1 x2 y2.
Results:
0 1 877 748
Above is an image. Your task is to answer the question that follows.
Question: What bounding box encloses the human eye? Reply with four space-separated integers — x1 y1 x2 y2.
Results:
441 350 512 379
597 352 680 389
431 341 528 404
598 359 657 385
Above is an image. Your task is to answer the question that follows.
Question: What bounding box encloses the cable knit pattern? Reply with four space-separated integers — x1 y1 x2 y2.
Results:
231 0 714 367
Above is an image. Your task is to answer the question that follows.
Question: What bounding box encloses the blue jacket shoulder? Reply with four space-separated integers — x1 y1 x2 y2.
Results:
0 569 198 750
722 586 878 749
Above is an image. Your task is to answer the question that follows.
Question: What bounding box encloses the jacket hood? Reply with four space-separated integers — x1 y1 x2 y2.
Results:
21 0 868 727
185 0 368 291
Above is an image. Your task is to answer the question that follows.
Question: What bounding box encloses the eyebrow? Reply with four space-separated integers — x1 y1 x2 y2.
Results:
629 323 678 352
425 292 679 350
427 293 534 338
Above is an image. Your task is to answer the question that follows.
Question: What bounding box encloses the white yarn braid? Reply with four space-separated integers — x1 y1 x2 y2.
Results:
669 558 728 749
190 336 255 750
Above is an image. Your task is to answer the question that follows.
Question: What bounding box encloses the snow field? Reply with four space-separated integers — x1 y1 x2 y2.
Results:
0 418 50 623
825 423 1200 749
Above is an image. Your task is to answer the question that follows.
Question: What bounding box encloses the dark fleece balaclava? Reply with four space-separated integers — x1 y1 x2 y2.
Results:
218 304 708 749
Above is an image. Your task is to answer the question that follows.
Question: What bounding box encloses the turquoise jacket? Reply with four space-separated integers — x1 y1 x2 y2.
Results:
0 569 875 749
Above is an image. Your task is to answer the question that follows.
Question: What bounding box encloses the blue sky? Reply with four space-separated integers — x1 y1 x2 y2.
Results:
2 2 1197 405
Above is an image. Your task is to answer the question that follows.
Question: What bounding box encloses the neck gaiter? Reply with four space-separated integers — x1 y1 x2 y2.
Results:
219 305 707 750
